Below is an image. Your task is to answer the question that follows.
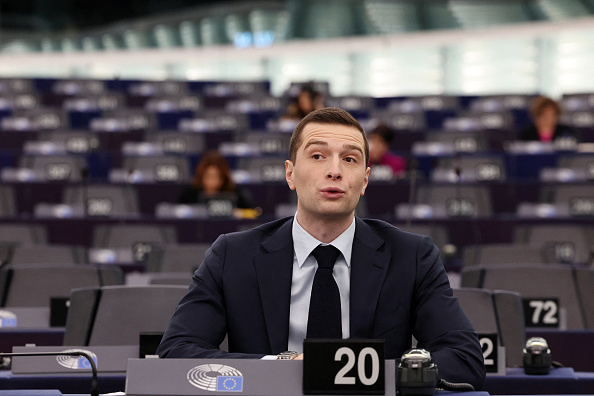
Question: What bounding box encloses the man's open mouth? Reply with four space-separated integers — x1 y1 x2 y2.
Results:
321 188 345 197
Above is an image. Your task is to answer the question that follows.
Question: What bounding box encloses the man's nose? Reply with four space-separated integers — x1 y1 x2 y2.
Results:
326 157 342 180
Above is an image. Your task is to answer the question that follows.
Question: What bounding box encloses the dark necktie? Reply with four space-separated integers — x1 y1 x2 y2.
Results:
306 244 342 339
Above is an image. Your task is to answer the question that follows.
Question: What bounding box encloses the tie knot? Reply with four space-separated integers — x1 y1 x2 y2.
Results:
312 245 341 269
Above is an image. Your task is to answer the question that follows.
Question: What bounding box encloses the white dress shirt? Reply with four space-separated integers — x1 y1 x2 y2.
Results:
287 214 354 352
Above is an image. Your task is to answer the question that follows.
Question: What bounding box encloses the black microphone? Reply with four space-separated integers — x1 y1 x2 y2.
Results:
453 152 462 181
0 351 99 396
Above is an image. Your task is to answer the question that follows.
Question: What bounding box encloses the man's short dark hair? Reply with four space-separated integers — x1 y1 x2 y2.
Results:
288 107 369 165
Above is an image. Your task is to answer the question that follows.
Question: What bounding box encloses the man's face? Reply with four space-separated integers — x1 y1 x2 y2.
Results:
285 122 370 222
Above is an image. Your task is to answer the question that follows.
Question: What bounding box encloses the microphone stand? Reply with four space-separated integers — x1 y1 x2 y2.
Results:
80 167 89 219
0 351 99 396
454 153 462 217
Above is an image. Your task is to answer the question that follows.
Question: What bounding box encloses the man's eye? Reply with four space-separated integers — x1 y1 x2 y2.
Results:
345 157 356 163
312 154 322 160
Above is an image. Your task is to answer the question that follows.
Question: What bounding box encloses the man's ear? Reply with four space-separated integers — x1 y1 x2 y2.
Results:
285 160 296 190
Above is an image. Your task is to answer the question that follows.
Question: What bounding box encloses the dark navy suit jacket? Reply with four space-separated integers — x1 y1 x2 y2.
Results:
157 217 485 389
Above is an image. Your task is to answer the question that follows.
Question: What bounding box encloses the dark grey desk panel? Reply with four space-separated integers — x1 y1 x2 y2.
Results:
0 328 64 353
0 370 125 394
2 367 594 395
0 307 49 328
11 345 138 374
483 368 594 395
126 358 397 396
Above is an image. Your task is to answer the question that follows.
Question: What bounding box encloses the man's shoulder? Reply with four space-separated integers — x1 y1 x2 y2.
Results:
223 217 292 244
359 218 404 234
359 218 427 244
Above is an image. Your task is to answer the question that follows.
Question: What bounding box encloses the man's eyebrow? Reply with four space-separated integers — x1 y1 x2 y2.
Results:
303 140 328 150
343 143 363 156
304 140 364 156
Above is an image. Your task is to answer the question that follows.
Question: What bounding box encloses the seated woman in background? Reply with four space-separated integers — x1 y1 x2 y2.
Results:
519 96 575 143
281 83 325 120
178 151 257 217
368 123 406 176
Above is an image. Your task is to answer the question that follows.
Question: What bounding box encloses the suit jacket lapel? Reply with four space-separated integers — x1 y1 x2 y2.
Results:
350 218 391 339
254 218 294 354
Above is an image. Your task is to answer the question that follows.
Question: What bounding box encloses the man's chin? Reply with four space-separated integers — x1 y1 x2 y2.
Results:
314 206 355 221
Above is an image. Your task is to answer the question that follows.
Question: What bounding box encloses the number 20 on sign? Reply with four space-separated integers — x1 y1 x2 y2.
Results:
303 339 385 395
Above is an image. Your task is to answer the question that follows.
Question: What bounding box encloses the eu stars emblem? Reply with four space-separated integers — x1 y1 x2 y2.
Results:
216 376 243 392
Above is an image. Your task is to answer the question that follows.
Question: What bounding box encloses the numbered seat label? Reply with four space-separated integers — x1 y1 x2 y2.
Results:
303 339 384 395
45 164 71 181
369 165 393 182
478 333 499 373
260 165 285 182
476 164 501 181
163 138 187 153
569 197 594 216
446 198 475 217
154 165 180 182
522 298 560 328
86 198 113 216
132 242 154 262
207 199 234 217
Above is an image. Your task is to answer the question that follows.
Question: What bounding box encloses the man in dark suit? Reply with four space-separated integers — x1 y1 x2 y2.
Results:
158 107 485 389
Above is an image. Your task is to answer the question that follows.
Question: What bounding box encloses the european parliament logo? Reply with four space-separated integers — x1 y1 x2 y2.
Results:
56 349 98 370
187 364 244 392
216 376 243 392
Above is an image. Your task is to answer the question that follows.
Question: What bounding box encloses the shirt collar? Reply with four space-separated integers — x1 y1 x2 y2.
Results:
292 213 355 268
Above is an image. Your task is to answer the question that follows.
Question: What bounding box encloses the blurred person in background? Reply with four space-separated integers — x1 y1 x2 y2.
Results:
368 123 406 176
282 83 325 120
519 96 575 143
178 150 257 217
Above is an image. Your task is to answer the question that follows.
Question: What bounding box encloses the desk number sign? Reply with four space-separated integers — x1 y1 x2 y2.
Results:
478 333 499 373
522 297 560 328
303 339 385 395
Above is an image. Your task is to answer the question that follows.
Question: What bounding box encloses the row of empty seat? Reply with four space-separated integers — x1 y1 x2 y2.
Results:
0 220 591 269
0 222 209 267
463 224 594 266
2 260 591 369
462 264 594 331
2 144 594 182
2 79 594 135
0 179 593 219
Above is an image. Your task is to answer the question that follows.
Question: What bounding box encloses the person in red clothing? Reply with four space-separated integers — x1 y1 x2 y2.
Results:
519 96 575 143
368 123 406 177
